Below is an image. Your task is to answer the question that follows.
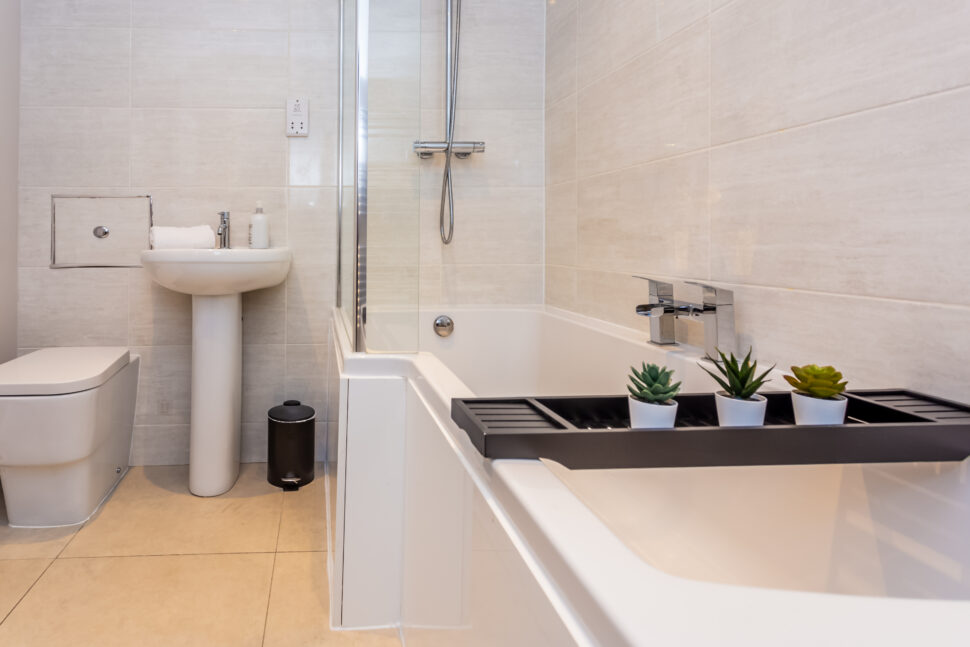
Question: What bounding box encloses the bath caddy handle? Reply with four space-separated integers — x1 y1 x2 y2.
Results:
451 390 970 470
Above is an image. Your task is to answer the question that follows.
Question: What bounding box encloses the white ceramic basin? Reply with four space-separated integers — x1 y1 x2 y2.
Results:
140 248 292 296
139 247 292 496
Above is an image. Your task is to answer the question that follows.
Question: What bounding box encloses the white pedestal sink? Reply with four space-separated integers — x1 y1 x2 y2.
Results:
141 248 292 496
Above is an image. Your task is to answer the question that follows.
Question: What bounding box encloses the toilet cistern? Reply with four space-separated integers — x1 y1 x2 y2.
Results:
634 276 737 357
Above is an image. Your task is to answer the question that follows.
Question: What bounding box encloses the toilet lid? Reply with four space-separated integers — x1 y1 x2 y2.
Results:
0 347 130 396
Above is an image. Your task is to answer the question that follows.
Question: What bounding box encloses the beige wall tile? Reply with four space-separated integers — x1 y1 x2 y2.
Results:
545 181 577 267
20 108 130 187
22 0 130 28
576 20 710 177
545 264 576 312
53 196 149 267
289 31 340 109
577 151 709 277
287 106 339 186
21 27 130 107
290 0 341 31
132 0 289 30
711 0 970 143
442 264 542 305
370 0 421 32
242 344 286 423
128 268 192 346
710 89 970 305
18 267 129 347
18 188 54 268
131 109 286 187
286 262 336 345
370 31 421 112
285 344 330 418
132 345 192 426
576 0 660 89
545 3 577 107
132 29 288 108
0 553 274 646
129 424 190 466
243 283 287 345
288 187 338 265
545 97 576 186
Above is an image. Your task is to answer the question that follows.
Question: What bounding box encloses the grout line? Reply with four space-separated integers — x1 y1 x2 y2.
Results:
260 481 286 646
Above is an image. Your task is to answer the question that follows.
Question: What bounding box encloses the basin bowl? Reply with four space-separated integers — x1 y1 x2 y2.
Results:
140 248 292 296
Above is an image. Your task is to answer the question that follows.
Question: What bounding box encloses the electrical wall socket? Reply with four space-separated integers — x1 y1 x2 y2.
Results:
286 97 308 136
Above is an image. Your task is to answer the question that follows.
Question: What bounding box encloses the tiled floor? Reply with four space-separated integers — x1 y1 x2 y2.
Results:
0 463 401 647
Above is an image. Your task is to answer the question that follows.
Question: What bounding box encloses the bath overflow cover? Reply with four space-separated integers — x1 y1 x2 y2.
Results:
434 315 454 337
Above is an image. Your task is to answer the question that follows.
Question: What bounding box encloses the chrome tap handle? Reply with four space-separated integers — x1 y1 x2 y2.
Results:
216 211 230 249
633 276 677 346
681 281 736 357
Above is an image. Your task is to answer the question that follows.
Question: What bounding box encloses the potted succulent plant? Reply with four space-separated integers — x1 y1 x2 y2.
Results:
784 365 848 425
700 349 774 427
627 362 682 429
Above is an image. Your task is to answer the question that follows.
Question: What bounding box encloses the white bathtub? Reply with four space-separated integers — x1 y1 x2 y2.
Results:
332 306 970 646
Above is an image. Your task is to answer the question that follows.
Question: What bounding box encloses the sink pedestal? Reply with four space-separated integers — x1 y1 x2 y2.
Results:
189 294 242 496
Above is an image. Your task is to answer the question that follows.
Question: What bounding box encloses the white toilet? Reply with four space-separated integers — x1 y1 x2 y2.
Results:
0 347 139 528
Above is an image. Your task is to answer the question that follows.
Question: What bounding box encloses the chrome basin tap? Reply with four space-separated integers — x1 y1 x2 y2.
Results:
634 276 736 358
216 211 230 249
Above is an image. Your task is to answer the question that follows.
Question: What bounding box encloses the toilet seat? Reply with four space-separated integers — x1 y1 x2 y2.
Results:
0 347 130 396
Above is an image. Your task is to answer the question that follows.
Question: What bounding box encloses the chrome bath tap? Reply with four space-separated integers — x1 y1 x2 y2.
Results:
216 211 230 249
634 276 736 358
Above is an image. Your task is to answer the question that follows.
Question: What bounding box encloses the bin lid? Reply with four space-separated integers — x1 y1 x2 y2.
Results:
269 400 315 422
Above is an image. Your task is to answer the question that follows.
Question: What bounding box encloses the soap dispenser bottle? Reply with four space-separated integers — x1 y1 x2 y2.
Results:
249 201 269 249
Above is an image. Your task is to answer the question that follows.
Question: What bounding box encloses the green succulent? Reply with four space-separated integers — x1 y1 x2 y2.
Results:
628 362 681 405
784 364 847 399
701 348 774 400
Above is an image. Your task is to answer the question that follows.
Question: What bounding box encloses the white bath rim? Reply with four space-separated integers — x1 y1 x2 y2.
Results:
334 305 970 646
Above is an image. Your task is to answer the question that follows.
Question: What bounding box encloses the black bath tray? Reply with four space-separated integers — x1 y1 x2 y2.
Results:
451 390 970 470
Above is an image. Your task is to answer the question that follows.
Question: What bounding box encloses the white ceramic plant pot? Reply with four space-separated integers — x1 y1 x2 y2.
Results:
791 391 847 425
628 397 678 429
714 391 767 427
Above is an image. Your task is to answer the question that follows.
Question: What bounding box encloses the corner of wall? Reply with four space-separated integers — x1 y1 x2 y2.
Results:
0 0 20 363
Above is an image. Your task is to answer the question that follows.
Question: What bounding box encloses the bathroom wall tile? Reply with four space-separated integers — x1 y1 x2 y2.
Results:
52 195 150 267
729 285 970 405
420 186 543 266
286 262 336 345
290 0 341 31
287 106 339 187
545 97 576 186
369 0 421 32
370 31 421 112
420 109 544 188
129 425 190 466
710 88 970 305
545 180 577 267
132 0 290 30
143 187 288 248
241 422 268 462
132 345 192 426
18 187 55 268
20 28 130 107
132 29 289 109
131 109 286 187
572 268 653 335
577 151 709 277
242 344 286 423
128 268 192 346
243 283 287 345
19 108 130 187
576 0 660 89
711 0 970 144
441 264 542 305
576 20 710 177
545 4 577 107
285 344 330 419
288 187 338 266
419 264 442 305
657 0 710 41
21 0 130 28
545 265 577 312
289 31 340 109
18 267 129 347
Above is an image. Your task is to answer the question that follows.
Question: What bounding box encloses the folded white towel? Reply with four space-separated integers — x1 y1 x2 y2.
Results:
150 225 216 250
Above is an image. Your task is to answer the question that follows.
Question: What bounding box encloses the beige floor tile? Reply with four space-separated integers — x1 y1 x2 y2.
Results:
0 558 50 620
62 463 283 557
278 465 328 552
264 552 400 647
0 494 79 559
0 553 274 647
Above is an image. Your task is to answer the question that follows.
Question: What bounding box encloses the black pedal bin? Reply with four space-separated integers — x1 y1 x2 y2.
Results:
267 400 315 491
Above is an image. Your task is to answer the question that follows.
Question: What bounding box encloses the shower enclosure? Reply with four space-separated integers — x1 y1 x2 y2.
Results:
336 0 487 354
